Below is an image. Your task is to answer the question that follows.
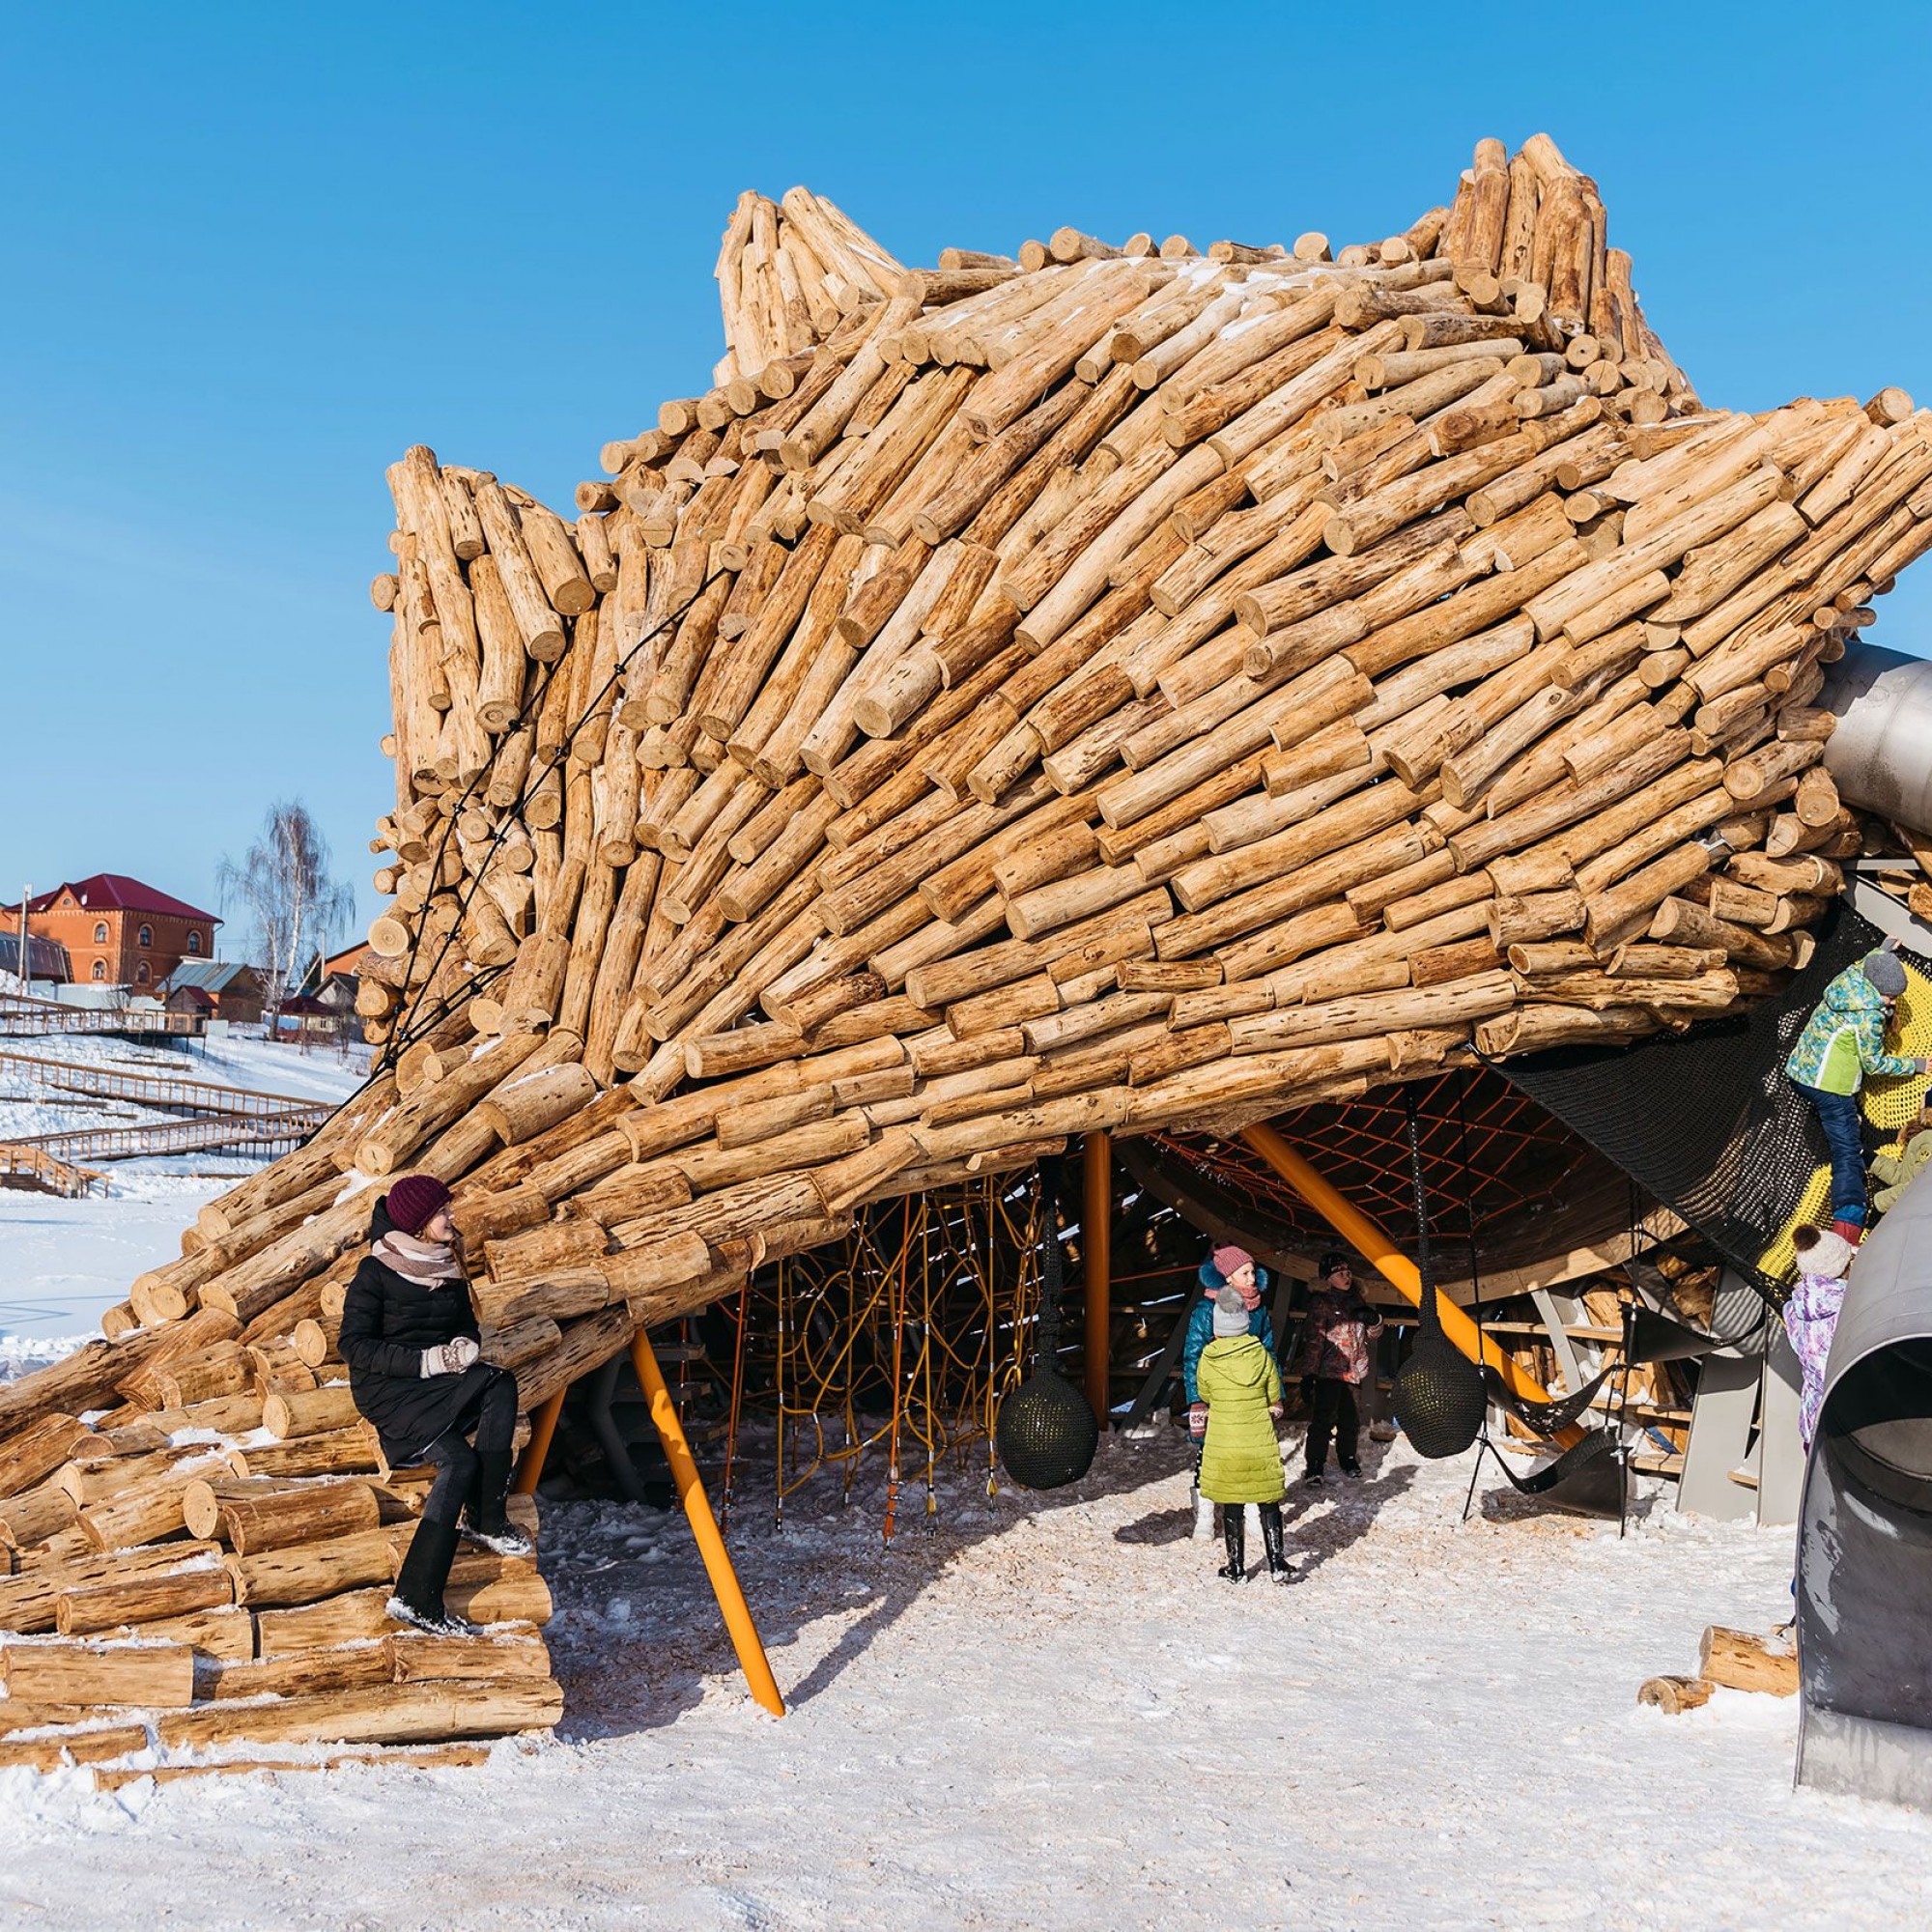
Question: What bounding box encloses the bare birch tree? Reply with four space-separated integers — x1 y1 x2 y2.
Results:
217 801 355 1031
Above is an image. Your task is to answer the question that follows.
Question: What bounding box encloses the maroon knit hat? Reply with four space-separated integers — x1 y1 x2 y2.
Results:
384 1174 452 1236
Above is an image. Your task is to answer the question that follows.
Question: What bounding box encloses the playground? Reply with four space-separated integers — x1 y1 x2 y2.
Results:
12 7 1932 1921
2 114 1930 1793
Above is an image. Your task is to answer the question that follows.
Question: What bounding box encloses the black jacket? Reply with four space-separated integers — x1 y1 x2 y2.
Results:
1294 1285 1383 1386
340 1199 489 1461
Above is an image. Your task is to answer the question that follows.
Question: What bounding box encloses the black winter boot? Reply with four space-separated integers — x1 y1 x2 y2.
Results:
1259 1503 1292 1581
1219 1507 1246 1582
387 1518 479 1637
461 1452 533 1557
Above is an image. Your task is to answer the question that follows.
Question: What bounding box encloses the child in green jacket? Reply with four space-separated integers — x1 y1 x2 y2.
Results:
1785 946 1927 1239
1197 1288 1290 1583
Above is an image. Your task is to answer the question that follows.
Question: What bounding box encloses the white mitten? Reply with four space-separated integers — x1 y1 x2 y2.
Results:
419 1338 479 1377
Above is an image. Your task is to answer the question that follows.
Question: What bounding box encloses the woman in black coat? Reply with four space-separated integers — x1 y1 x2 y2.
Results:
338 1172 529 1635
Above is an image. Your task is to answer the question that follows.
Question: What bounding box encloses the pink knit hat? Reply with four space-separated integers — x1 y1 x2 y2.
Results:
384 1174 452 1236
1211 1243 1256 1279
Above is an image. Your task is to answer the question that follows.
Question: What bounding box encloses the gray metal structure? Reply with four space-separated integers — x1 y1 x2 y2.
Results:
0 933 69 983
1795 1161 1932 1807
1773 654 1932 1799
1822 642 1932 837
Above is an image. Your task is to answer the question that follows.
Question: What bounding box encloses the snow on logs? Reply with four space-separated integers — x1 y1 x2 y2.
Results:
0 131 1927 1771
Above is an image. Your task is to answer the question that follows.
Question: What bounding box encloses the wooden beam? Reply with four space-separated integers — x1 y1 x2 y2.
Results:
1239 1121 1582 1445
1083 1131 1113 1427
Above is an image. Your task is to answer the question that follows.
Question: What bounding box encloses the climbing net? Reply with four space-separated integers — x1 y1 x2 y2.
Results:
1145 1066 1603 1272
716 1172 1049 1540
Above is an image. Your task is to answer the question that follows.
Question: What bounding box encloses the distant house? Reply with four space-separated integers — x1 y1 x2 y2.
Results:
313 971 362 1014
320 942 372 981
25 875 220 992
271 992 337 1037
161 959 266 1025
164 983 215 1024
302 944 368 1001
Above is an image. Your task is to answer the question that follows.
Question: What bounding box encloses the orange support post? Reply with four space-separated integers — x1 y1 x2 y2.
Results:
631 1330 786 1718
1083 1130 1113 1428
512 1388 566 1496
1240 1122 1582 1447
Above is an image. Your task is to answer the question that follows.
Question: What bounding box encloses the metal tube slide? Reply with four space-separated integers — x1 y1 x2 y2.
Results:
1822 642 1932 836
1795 1163 1932 1806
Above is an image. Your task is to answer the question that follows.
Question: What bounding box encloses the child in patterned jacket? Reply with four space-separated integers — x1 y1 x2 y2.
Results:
1784 1223 1855 1455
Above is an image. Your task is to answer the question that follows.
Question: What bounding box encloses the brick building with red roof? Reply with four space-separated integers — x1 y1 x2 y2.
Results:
23 875 221 991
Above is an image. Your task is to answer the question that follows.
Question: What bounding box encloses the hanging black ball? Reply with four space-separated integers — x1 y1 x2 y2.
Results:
996 1370 1099 1491
1393 1326 1487 1460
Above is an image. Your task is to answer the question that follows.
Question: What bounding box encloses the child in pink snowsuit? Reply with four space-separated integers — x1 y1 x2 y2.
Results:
1784 1223 1855 1453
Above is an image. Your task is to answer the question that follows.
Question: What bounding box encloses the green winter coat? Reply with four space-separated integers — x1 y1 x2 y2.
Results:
1196 1334 1285 1505
1785 964 1918 1095
1872 1129 1932 1213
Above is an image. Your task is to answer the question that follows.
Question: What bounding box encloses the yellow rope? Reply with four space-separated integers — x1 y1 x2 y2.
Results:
761 1177 1042 1523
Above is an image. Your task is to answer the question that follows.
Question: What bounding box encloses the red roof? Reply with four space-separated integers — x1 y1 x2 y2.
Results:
26 874 220 925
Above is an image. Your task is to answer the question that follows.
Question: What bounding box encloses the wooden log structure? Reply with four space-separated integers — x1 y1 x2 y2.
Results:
0 130 1926 1771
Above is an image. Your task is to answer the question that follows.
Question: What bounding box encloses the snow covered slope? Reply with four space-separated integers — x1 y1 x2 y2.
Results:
0 1028 368 1339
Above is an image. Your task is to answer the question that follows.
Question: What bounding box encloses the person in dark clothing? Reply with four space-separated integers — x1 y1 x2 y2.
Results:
338 1172 530 1636
1296 1251 1383 1487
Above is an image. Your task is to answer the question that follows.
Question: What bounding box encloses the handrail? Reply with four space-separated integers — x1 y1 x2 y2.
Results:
0 1048 321 1121
0 1141 103 1197
0 996 201 1038
10 1108 327 1164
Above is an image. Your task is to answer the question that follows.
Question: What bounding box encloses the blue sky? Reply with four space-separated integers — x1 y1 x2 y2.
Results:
4 3 1929 948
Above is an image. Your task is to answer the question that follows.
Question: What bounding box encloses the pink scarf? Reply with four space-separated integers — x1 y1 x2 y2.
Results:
374 1229 464 1288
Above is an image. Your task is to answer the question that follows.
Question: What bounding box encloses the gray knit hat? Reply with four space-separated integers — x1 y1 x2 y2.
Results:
1863 950 1908 999
1211 1285 1248 1337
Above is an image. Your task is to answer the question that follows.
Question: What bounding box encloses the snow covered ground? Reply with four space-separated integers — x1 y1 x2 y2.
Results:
0 1024 1922 1926
0 1026 367 1338
0 1422 1924 1930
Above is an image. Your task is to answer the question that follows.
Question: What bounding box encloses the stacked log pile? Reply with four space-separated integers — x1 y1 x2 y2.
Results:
0 130 1927 1767
0 1331 555 1774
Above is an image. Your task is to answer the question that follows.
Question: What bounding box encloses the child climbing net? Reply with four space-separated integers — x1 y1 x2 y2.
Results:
1771 940 1932 1274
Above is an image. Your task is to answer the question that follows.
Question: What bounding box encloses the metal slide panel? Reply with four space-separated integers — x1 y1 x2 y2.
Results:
1796 1163 1932 1805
